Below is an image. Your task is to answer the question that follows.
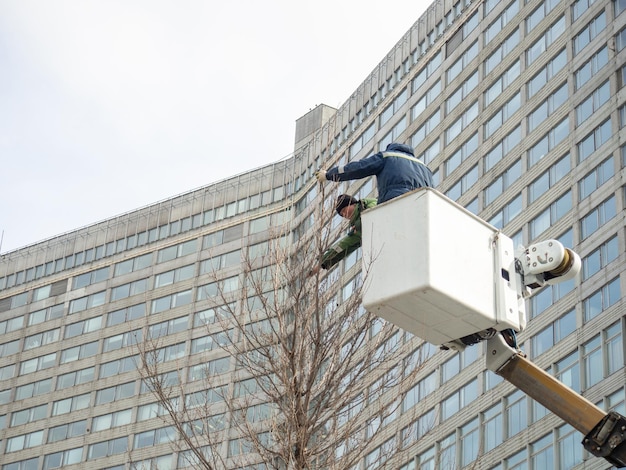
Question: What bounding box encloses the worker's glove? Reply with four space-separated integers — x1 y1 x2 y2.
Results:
315 170 327 183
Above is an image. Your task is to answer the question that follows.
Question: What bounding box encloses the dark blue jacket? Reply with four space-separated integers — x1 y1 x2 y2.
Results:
325 143 434 203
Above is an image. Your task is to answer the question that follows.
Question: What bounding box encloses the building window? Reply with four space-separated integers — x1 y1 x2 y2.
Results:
488 193 522 229
582 235 619 280
576 80 610 126
152 289 193 313
574 11 606 55
447 41 478 84
47 420 87 443
155 264 195 288
113 253 152 276
529 82 568 133
446 133 478 176
527 15 565 65
530 190 572 240
446 165 478 201
52 393 91 416
157 239 197 263
531 309 576 358
442 379 478 420
60 341 99 364
531 433 554 468
460 417 480 466
579 156 613 200
87 437 128 460
412 80 442 121
43 448 82 468
506 389 527 437
528 117 569 167
412 110 441 145
580 195 616 240
528 154 570 203
484 125 521 171
107 303 145 326
527 0 560 32
485 91 520 139
575 45 609 90
485 31 519 75
583 277 621 322
486 60 520 106
446 101 478 144
68 291 106 314
56 366 95 389
411 50 442 94
72 266 109 290
380 117 408 149
557 423 583 468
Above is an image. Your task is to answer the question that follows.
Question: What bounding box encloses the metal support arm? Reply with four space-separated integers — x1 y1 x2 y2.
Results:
486 334 626 468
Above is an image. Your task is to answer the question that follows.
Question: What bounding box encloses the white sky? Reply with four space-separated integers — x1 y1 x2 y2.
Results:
0 0 430 254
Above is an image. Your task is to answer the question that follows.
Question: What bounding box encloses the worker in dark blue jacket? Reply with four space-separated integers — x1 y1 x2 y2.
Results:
315 143 434 203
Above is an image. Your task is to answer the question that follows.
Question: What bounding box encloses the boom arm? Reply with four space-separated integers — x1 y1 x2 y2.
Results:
487 329 626 467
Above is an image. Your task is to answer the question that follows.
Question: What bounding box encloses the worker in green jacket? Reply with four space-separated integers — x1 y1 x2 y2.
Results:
312 194 377 274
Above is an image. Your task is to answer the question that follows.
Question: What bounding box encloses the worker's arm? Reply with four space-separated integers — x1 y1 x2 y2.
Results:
326 153 384 182
320 232 361 269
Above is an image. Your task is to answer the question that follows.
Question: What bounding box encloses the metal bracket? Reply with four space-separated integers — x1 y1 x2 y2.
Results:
583 411 626 467
485 332 521 373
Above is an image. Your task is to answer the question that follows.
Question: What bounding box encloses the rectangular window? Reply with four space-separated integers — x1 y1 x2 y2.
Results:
28 303 63 325
528 117 569 167
412 81 442 121
488 193 522 229
68 291 106 314
485 91 520 139
530 190 572 240
582 236 618 280
583 277 621 322
486 0 519 43
527 0 559 32
506 389 527 437
555 350 581 393
574 11 606 55
107 303 145 326
576 80 610 126
446 101 478 144
583 335 603 388
446 165 478 201
528 82 568 132
580 196 616 239
575 45 609 90
485 31 519 75
113 253 152 276
484 125 521 171
529 49 567 98
445 133 478 176
110 278 148 301
484 159 522 206
447 41 478 83
152 289 193 313
579 156 613 200
528 154 570 203
157 239 197 263
486 60 520 106
527 16 565 65
72 267 109 290
577 118 612 162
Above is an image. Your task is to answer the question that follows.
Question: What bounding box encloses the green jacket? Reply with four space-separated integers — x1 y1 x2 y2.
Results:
321 198 377 269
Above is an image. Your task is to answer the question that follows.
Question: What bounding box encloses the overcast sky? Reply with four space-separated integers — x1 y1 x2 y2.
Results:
0 0 430 254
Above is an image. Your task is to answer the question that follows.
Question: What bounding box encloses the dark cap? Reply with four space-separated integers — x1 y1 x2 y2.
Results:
336 194 358 215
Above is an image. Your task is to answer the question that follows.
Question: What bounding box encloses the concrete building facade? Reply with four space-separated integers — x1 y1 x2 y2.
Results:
1 0 625 468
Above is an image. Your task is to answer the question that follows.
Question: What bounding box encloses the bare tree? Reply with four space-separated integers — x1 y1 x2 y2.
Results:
136 185 427 469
